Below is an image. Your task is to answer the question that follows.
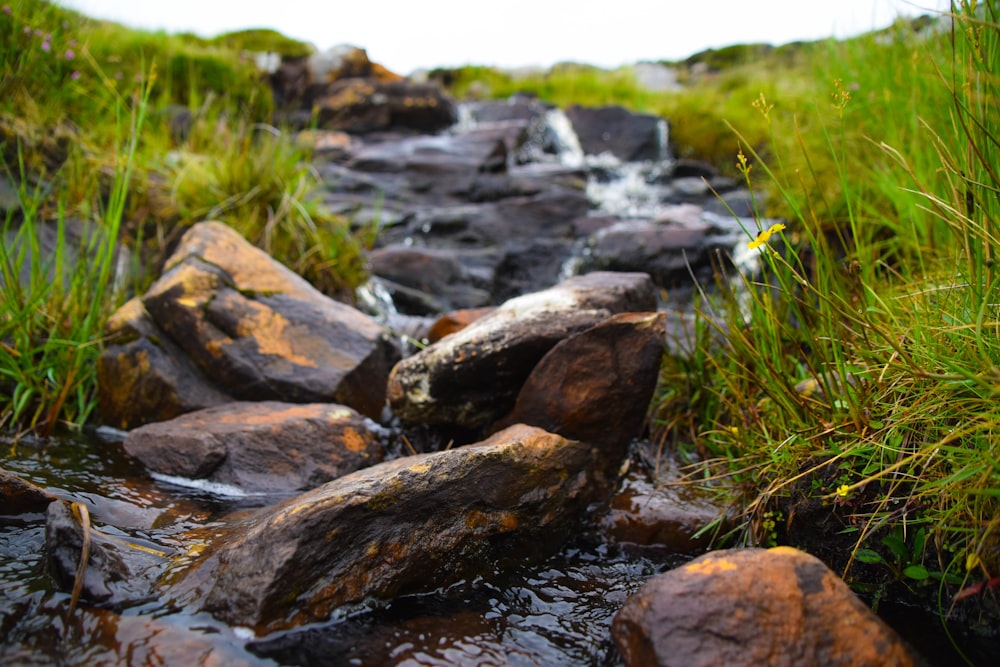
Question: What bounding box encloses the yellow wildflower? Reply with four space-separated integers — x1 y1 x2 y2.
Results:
748 223 787 250
835 484 851 498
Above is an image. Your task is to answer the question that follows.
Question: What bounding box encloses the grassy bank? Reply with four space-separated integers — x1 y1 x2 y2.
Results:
443 1 1000 641
0 0 369 435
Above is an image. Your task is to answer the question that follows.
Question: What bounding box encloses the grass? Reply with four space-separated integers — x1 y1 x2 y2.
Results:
652 2 1000 640
0 0 370 435
438 0 1000 641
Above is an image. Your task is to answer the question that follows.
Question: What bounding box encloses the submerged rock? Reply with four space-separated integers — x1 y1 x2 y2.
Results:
612 547 921 667
0 468 58 519
386 271 657 431
164 424 612 635
46 501 167 609
600 456 729 555
123 401 385 493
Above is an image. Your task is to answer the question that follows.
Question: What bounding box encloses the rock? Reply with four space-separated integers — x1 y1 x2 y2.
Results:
578 218 732 291
368 245 493 315
612 547 922 667
0 468 58 519
426 307 496 342
98 297 233 429
496 312 667 455
386 271 657 431
308 44 402 84
164 424 612 634
46 501 166 609
565 105 668 162
600 457 728 554
121 221 400 421
348 123 525 176
58 608 267 667
314 79 457 134
123 401 385 493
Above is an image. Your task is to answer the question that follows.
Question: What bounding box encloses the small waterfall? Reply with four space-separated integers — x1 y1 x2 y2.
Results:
542 109 585 168
655 118 670 162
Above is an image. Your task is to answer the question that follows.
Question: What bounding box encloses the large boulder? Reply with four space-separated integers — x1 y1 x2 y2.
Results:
163 424 612 635
496 311 667 455
612 547 922 667
98 297 232 429
98 221 400 427
386 271 657 431
123 401 385 493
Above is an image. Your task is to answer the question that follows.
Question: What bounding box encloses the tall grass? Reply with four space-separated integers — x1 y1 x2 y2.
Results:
0 1 368 435
653 2 1000 631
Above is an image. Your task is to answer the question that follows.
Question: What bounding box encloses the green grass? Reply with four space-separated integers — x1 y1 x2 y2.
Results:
440 0 1000 636
0 0 368 435
652 3 1000 636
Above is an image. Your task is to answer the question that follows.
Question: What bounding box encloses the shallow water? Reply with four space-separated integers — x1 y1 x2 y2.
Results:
0 433 679 666
2 433 997 666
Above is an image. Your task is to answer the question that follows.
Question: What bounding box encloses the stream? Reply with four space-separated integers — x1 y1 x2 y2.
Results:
3 101 999 666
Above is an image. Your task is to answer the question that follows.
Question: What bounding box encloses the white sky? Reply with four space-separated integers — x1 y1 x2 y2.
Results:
58 0 951 75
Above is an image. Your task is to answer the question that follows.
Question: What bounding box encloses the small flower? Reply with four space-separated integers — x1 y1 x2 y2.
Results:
748 223 787 250
736 148 752 177
71 71 80 80
835 484 851 498
41 40 50 52
2 5 11 15
64 49 74 60
752 91 774 121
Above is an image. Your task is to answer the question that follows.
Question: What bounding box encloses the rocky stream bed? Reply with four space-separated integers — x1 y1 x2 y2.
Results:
3 57 999 665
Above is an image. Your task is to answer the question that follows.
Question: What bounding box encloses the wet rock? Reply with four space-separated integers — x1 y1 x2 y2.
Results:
578 218 732 291
600 458 728 554
123 401 385 493
0 468 58 519
165 424 612 634
387 271 656 430
368 245 493 315
130 221 399 420
496 312 667 456
349 123 525 176
46 501 166 609
612 547 922 667
18 606 270 667
565 105 668 162
98 297 232 430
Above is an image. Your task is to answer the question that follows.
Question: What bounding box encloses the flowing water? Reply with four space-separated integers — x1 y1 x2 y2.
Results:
0 432 683 666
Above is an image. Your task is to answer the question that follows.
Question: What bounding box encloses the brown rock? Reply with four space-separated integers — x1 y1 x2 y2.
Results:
123 401 384 493
387 272 656 431
0 468 58 518
314 79 457 134
497 311 666 455
97 297 232 429
165 424 610 634
131 221 399 420
600 460 728 554
612 547 922 667
427 307 496 342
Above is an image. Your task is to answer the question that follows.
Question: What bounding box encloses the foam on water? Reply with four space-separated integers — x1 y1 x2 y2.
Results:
150 472 254 498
